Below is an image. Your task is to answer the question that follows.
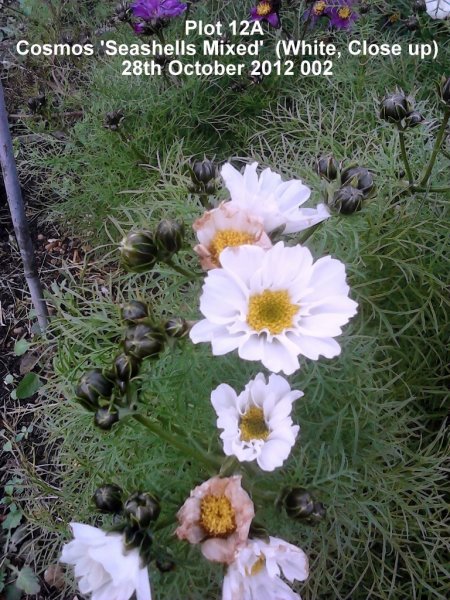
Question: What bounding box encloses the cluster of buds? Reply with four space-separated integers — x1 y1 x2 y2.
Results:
316 156 375 215
119 219 185 273
93 484 170 567
379 90 424 129
74 299 191 427
187 158 218 195
282 487 327 524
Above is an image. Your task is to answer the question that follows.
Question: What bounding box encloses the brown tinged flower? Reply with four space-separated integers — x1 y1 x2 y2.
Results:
175 475 254 564
193 203 272 270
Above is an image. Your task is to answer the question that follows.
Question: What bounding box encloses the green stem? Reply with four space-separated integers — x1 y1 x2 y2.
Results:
420 108 450 186
412 185 450 193
132 413 221 470
163 257 202 279
397 128 414 186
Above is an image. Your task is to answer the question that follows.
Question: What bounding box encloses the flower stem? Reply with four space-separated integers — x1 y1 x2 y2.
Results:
419 107 450 187
163 257 202 279
132 413 221 471
397 128 414 186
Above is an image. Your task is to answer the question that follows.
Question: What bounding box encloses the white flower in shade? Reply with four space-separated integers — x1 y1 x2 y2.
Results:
60 523 151 600
193 202 272 270
189 242 358 375
221 162 330 235
222 536 309 600
211 373 302 472
425 0 450 19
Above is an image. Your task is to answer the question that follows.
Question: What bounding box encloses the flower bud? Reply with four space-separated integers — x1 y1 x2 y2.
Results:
309 501 327 523
123 324 165 359
331 186 365 215
404 16 419 31
76 369 114 410
94 407 119 430
164 317 191 338
156 558 175 572
154 219 185 257
93 484 123 513
121 300 149 323
284 488 315 519
114 353 141 382
315 155 338 181
340 166 374 196
120 230 158 273
123 524 148 549
204 181 217 195
114 0 132 22
191 159 216 185
404 111 424 128
440 76 450 106
104 109 125 131
379 91 413 123
27 94 46 113
124 492 161 528
414 0 426 13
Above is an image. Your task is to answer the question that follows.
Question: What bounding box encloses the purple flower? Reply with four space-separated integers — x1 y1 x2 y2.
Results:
326 0 359 30
250 1 281 28
304 1 329 27
131 0 187 22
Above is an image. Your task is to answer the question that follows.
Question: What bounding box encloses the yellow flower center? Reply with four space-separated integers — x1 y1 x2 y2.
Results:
240 406 269 442
250 555 266 576
338 6 351 19
313 1 326 15
247 289 299 335
200 494 236 537
256 1 272 16
210 229 256 264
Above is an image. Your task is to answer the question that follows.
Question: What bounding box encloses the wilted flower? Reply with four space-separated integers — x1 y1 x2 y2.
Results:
190 242 358 376
60 523 151 600
211 373 302 471
132 0 187 33
222 536 309 600
250 1 281 28
326 0 359 29
176 475 254 564
193 203 272 270
221 162 330 235
425 0 450 19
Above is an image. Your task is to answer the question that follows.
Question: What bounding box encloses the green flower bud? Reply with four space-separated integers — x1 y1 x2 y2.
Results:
191 159 216 185
120 230 158 273
94 407 119 430
315 155 338 181
156 558 176 572
124 492 161 528
379 91 413 123
114 353 141 382
284 488 315 519
340 166 374 197
121 300 149 323
93 484 123 513
332 186 365 215
154 219 185 257
123 324 165 359
164 317 191 339
309 501 327 523
440 76 450 106
404 111 424 128
76 369 114 410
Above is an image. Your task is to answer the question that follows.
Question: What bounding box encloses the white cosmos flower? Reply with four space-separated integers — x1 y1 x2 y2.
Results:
222 536 309 600
221 162 330 235
60 523 151 600
425 0 450 19
211 373 302 471
189 242 358 375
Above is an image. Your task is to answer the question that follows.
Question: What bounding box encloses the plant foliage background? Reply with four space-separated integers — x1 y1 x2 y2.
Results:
5 1 449 599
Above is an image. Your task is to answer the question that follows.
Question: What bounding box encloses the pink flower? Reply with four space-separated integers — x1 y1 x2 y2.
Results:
193 203 272 270
175 475 255 564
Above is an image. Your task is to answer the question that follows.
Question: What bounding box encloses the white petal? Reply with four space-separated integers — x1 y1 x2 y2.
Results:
211 383 239 414
261 337 300 375
283 203 330 234
289 334 341 360
136 567 152 600
189 319 219 343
